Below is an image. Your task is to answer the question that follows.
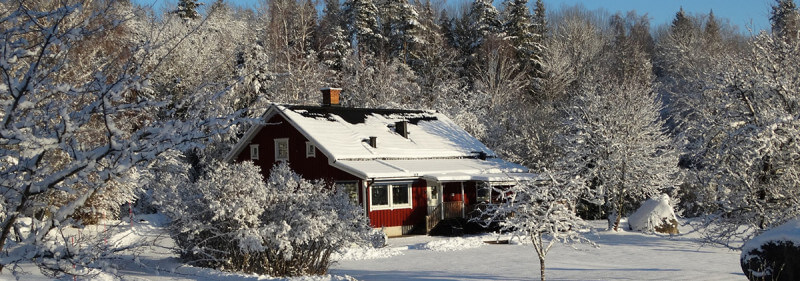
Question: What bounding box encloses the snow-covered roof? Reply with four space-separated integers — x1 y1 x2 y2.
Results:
279 105 493 160
227 103 532 180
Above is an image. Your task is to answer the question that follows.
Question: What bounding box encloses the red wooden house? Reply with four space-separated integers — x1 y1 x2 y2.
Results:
225 88 536 236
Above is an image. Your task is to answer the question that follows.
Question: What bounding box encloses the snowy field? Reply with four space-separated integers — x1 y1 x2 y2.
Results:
1 217 745 281
331 220 745 281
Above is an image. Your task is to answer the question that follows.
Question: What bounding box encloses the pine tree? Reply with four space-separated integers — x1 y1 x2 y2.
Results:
411 0 444 70
319 0 350 70
343 0 384 58
770 0 800 42
322 25 352 70
502 0 542 69
465 0 501 51
174 0 202 20
670 7 694 47
439 10 457 48
532 0 547 40
380 0 425 62
608 12 653 85
704 10 721 47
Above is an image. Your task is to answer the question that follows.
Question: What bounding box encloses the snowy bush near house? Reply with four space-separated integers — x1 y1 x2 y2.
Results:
740 219 800 281
155 161 372 277
628 194 679 234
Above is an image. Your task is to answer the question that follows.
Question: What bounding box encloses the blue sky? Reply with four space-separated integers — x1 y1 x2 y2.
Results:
135 0 775 33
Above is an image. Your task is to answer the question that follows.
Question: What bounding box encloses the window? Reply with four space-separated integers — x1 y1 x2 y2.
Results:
274 138 289 162
370 183 411 210
305 142 316 158
250 144 259 160
477 183 491 202
335 181 359 204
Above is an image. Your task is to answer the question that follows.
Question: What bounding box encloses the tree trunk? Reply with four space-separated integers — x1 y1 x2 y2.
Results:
540 257 546 281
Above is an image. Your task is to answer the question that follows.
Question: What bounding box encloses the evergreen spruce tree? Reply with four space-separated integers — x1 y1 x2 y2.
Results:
439 10 457 49
771 0 800 42
323 26 352 71
670 7 694 47
502 0 543 79
704 10 722 51
410 0 443 70
380 0 425 62
532 0 547 39
705 10 721 43
174 0 202 20
343 0 384 58
465 0 501 52
319 0 351 70
502 0 537 60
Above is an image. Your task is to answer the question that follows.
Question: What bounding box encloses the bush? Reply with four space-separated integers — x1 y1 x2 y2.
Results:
741 219 800 281
154 161 371 276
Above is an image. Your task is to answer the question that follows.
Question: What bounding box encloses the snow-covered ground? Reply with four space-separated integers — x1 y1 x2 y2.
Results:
331 220 745 280
1 217 745 280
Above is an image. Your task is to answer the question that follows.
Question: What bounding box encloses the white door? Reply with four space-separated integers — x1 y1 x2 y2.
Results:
427 183 441 215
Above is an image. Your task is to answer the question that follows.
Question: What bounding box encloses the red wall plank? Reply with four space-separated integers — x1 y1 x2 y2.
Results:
367 180 428 228
234 113 359 183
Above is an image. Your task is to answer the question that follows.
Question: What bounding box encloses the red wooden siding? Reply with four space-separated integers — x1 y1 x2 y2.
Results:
234 113 359 183
367 179 428 228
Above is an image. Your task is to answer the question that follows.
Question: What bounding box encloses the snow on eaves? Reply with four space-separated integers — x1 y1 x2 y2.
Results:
332 158 532 179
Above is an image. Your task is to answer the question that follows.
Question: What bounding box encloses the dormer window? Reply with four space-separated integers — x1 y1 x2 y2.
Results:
274 138 289 162
250 144 259 160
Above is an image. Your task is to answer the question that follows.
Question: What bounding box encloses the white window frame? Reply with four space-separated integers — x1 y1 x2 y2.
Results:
305 141 316 158
274 138 289 162
249 144 259 160
370 182 412 211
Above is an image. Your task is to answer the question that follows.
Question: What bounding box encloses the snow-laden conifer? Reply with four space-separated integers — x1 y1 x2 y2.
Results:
465 0 501 51
502 0 543 70
343 0 384 57
380 0 425 62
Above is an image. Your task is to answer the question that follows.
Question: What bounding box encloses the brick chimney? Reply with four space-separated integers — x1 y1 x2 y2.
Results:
320 87 341 106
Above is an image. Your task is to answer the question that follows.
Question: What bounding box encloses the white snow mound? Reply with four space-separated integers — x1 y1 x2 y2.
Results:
742 218 800 255
331 245 404 261
628 194 678 233
420 236 484 252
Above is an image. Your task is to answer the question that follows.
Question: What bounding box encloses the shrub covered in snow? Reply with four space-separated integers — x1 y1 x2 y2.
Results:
740 219 800 281
627 194 679 234
154 161 372 276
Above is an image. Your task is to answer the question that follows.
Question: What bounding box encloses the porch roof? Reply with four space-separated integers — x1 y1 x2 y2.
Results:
330 158 534 181
421 172 539 183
